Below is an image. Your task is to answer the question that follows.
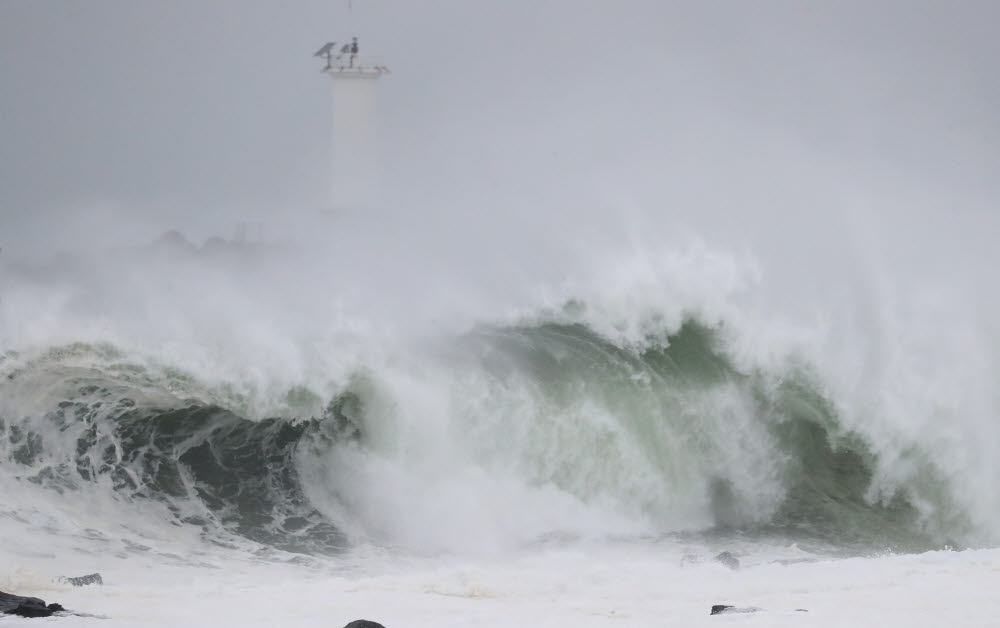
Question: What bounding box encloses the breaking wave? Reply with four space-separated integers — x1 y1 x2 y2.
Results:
0 314 976 559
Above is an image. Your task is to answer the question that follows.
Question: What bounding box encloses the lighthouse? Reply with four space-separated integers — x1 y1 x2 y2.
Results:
315 38 389 210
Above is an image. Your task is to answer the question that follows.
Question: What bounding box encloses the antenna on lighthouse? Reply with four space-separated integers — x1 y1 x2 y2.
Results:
316 35 389 210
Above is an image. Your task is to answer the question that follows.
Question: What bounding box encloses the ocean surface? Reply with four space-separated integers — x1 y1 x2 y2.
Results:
2 226 999 626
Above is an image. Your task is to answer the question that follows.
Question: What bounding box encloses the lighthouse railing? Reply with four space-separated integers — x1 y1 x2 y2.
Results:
323 54 389 74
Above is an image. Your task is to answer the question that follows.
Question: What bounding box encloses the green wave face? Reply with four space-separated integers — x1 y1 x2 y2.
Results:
456 320 962 553
0 321 968 556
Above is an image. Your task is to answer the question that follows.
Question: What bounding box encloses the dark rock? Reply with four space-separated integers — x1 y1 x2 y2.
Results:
713 551 740 570
710 604 761 615
343 621 386 628
0 591 65 617
56 573 103 587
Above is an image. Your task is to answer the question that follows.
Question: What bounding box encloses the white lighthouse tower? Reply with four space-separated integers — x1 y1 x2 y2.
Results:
315 38 389 210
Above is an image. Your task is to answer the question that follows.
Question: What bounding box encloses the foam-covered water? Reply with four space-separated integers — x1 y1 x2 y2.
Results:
1 227 998 625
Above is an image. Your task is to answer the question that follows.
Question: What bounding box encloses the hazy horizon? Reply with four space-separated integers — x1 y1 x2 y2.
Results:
2 1 997 256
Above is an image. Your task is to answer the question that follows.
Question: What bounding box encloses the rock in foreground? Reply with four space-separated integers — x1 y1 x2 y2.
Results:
0 591 65 618
343 621 386 628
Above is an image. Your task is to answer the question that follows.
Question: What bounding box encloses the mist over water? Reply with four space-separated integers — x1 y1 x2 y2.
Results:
2 211 998 559
1 0 999 581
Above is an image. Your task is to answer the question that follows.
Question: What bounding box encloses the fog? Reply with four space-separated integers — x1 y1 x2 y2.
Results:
1 2 996 229
1 1 998 337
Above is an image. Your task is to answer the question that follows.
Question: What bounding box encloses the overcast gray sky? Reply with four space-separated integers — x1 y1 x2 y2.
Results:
1 0 998 258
